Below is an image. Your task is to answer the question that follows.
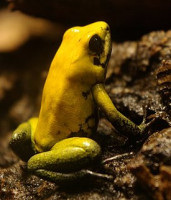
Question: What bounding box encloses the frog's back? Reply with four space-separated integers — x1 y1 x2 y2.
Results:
33 73 97 152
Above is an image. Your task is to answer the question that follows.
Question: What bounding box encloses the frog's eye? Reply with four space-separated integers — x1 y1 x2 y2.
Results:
89 34 103 55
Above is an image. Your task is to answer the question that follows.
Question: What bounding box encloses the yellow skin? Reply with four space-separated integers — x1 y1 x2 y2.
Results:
33 21 110 152
10 22 146 183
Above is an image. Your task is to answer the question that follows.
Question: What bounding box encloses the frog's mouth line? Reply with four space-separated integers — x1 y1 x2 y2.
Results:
102 47 112 68
103 30 112 67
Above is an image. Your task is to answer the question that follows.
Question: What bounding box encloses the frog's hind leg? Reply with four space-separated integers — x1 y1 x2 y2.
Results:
10 118 38 161
28 137 113 183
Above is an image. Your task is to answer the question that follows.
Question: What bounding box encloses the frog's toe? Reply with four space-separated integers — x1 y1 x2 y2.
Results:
33 169 113 184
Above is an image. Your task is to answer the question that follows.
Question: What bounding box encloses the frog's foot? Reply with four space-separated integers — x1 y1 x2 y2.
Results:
34 169 113 184
28 137 113 183
10 118 38 161
138 106 157 136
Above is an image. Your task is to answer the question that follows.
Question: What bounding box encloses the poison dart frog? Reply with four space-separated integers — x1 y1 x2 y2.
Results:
10 22 147 183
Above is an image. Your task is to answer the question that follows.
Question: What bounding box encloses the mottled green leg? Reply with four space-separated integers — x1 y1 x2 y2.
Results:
28 137 113 183
92 84 148 138
10 118 38 161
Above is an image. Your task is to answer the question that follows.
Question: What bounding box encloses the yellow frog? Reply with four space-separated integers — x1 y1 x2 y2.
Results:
10 22 146 183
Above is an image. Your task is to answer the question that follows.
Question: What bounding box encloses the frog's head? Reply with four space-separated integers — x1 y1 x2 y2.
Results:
52 21 112 85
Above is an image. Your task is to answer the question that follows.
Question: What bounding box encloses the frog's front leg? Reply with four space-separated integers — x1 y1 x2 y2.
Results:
10 118 38 161
92 84 148 138
27 137 112 183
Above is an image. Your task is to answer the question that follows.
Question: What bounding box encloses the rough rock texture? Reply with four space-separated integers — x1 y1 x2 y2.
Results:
129 128 171 200
0 10 171 200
